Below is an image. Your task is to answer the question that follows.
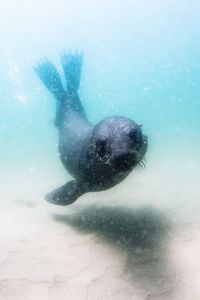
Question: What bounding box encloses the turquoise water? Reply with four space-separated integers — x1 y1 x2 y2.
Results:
0 0 200 190
1 2 200 298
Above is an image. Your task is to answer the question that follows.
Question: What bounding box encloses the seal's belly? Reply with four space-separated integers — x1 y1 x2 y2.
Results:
80 162 130 192
58 114 93 177
59 140 83 177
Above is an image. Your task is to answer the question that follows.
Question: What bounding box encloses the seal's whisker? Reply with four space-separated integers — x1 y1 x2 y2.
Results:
134 157 147 172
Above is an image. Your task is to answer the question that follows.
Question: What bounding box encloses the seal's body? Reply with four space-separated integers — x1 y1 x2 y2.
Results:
35 52 148 205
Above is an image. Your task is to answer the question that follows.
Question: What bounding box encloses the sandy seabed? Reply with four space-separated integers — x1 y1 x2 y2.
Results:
0 153 200 300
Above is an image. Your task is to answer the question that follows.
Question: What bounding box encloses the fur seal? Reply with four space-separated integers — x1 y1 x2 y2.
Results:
34 52 148 205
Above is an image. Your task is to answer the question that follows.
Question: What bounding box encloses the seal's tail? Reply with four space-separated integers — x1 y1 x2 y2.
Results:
34 52 87 126
60 51 83 93
34 59 65 100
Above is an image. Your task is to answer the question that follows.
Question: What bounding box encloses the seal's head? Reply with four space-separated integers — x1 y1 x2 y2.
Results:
91 116 148 172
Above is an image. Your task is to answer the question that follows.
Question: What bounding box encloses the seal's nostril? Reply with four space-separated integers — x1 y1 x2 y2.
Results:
130 149 138 155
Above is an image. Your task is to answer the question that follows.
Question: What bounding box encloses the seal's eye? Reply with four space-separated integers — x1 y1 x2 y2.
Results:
96 139 107 158
128 129 136 139
129 129 142 148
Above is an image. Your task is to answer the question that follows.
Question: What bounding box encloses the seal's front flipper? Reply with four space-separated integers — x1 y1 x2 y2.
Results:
45 180 83 206
34 59 65 99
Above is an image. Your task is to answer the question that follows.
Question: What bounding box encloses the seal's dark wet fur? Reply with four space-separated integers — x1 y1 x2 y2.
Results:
34 52 148 205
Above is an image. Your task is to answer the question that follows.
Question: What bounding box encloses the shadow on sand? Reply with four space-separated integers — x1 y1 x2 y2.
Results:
53 204 175 297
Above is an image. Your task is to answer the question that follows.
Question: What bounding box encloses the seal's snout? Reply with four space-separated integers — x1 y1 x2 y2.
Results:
112 130 148 171
112 152 134 171
141 134 148 155
143 135 148 145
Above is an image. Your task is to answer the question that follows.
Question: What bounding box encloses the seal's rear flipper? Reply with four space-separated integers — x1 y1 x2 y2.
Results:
45 180 83 206
61 51 83 92
34 59 65 99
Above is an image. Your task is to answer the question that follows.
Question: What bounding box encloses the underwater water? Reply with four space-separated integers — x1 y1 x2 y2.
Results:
0 0 200 299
